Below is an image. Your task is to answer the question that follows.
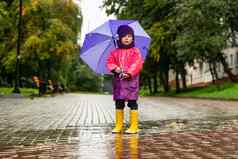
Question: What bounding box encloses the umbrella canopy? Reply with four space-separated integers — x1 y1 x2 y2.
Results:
80 19 151 75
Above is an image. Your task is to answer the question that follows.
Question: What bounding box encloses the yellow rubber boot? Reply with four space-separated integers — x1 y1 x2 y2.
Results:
125 110 139 134
112 109 124 133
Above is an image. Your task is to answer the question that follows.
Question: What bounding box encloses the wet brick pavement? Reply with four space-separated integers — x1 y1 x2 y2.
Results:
0 94 238 158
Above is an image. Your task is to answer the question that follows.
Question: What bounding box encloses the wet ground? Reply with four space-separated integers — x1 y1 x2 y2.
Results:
0 94 238 158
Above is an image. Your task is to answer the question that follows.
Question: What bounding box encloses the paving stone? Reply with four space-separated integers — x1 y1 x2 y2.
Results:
0 94 238 158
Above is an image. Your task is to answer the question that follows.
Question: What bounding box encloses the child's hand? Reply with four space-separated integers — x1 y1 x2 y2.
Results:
122 73 130 79
114 67 122 74
119 73 131 80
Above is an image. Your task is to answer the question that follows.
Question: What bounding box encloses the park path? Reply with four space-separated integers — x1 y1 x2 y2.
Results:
0 94 238 158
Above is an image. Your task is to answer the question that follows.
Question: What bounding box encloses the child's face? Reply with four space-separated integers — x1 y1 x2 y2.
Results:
121 34 133 46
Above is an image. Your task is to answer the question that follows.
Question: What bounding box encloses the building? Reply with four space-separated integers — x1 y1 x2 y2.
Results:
169 47 238 87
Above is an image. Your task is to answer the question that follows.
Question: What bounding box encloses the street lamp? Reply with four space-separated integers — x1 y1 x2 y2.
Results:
13 0 22 93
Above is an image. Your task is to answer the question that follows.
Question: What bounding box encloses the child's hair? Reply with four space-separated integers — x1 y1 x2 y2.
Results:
117 25 135 49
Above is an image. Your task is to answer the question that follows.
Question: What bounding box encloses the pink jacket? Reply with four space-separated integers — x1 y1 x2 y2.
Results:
107 48 144 77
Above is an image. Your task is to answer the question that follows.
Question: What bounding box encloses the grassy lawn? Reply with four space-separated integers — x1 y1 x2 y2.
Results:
141 82 238 100
176 82 238 100
0 87 38 97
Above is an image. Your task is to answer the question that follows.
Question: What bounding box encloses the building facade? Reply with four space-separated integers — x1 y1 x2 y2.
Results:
169 47 238 86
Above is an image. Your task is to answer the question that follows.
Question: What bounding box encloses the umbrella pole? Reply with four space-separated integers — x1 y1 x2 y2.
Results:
113 38 118 48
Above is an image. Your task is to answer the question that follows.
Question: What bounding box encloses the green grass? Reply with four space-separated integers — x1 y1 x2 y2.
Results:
0 87 38 97
140 82 238 100
176 82 238 100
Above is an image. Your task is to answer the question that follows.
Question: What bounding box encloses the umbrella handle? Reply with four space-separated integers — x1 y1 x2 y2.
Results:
113 36 118 48
113 40 117 48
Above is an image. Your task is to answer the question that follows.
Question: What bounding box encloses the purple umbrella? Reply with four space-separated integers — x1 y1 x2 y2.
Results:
80 19 151 75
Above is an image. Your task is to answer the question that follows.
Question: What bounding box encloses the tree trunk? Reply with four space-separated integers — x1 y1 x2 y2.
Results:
153 72 158 94
181 67 187 90
159 71 170 92
212 62 219 81
164 70 170 92
231 29 238 47
208 62 216 84
218 53 238 82
175 70 180 93
147 77 152 94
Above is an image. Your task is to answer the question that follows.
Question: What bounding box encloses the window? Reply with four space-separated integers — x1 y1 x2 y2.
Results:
199 63 203 74
225 55 228 64
237 52 238 65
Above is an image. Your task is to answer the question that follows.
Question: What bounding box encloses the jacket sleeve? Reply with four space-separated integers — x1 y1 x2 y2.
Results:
107 50 118 72
127 48 144 77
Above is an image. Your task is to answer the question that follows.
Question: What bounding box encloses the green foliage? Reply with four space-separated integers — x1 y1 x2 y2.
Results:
103 0 238 94
102 0 127 16
0 0 100 92
173 0 227 62
148 22 163 62
67 59 101 92
1 48 17 73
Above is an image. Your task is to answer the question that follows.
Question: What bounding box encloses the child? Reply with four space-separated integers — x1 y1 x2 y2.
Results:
107 25 144 134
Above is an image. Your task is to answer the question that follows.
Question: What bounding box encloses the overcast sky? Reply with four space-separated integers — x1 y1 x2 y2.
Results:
76 0 116 45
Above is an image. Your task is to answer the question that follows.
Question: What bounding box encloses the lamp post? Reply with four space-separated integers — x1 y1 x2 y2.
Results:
13 0 22 93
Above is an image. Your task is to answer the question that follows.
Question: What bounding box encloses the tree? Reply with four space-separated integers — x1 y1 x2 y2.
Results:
174 0 238 82
103 0 238 94
0 0 83 89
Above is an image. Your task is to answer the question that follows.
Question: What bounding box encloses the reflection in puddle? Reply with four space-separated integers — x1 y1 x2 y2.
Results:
128 134 139 159
114 134 123 159
114 134 139 159
1 117 238 158
76 128 112 159
140 116 238 133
